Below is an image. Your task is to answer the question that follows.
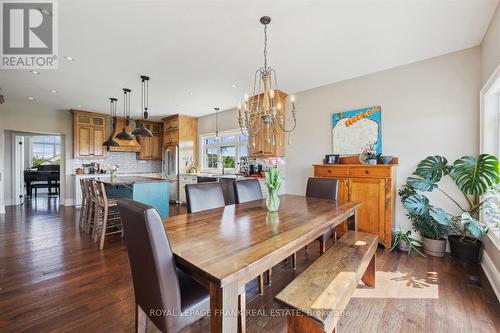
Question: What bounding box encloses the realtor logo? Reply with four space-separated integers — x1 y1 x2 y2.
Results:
1 0 58 69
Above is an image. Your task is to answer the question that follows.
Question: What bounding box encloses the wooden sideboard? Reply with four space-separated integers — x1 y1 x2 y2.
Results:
313 163 397 248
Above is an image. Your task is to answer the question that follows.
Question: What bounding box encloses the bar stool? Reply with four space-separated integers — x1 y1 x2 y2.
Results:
92 180 122 250
79 179 89 231
85 179 98 234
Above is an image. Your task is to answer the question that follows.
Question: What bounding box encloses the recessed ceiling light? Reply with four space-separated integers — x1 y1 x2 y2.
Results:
63 56 74 61
30 70 40 74
188 92 193 96
50 89 57 93
76 105 82 108
231 84 237 88
27 97 34 100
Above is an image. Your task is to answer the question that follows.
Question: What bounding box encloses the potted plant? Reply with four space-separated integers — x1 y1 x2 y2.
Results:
387 227 426 257
401 154 499 263
359 142 379 165
263 157 284 212
399 185 449 257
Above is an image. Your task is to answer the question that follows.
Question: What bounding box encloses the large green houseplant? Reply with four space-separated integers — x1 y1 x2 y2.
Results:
401 154 499 262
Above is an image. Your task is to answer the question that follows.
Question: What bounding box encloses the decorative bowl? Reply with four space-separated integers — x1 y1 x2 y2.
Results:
379 156 393 164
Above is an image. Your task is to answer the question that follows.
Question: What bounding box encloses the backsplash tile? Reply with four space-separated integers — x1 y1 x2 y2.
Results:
71 152 162 174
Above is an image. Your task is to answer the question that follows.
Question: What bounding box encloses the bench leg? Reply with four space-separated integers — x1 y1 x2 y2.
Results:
292 253 297 269
361 253 376 288
288 315 329 333
238 289 246 333
266 269 272 286
319 239 327 255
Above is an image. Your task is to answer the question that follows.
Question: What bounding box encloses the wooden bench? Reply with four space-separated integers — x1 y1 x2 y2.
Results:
275 231 378 333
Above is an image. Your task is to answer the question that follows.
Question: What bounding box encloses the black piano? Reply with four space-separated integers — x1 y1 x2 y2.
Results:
24 165 60 198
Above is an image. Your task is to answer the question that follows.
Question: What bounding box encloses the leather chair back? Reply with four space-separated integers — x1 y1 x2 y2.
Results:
234 179 263 204
117 198 181 332
306 177 339 200
185 182 225 213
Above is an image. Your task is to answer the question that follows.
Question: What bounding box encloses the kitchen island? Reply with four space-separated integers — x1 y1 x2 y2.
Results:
100 177 169 218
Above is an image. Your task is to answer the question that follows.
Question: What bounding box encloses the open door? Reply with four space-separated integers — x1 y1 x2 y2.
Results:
13 135 25 205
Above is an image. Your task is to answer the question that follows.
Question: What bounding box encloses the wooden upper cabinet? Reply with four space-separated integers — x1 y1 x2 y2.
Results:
162 114 198 170
247 90 287 158
138 121 163 160
73 110 107 159
313 163 397 248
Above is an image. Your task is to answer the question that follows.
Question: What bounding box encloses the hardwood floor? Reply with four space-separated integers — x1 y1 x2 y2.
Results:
1 196 499 333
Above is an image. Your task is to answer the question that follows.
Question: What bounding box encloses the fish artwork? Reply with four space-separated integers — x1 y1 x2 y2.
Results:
332 106 382 155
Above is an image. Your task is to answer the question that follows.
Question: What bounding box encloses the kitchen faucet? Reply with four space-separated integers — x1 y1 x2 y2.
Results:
215 161 225 175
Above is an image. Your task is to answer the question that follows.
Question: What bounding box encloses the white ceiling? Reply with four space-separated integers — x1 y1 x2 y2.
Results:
0 0 498 118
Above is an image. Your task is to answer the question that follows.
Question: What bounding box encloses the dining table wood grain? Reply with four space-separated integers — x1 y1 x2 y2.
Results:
162 194 361 333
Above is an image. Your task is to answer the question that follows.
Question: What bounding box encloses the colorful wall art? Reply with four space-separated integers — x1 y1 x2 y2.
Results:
332 106 382 155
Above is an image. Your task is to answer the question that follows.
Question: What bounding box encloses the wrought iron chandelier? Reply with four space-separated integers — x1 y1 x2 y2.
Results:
238 16 297 143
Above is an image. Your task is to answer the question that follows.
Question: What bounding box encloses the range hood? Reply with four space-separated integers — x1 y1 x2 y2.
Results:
108 117 141 152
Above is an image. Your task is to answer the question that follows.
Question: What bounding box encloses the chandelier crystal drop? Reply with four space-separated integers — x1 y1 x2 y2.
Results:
237 16 297 142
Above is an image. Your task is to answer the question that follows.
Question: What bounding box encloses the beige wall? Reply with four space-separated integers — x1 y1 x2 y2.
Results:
199 47 481 231
0 102 74 210
481 4 500 85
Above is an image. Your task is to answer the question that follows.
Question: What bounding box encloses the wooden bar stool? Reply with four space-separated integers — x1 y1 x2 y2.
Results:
79 178 88 231
92 180 122 250
85 179 98 235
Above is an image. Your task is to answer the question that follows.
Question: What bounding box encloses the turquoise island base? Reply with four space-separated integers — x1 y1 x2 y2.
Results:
101 177 169 218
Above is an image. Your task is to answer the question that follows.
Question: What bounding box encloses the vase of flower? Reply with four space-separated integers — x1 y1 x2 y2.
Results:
109 165 119 181
263 157 284 212
360 142 379 165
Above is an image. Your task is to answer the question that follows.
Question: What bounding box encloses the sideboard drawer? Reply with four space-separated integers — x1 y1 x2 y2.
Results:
314 166 349 178
349 167 391 178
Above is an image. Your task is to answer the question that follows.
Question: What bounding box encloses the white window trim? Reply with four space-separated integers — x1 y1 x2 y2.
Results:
480 63 500 251
199 129 248 174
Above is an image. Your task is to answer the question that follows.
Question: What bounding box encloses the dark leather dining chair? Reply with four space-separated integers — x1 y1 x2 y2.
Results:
185 182 226 213
117 198 210 333
306 177 339 254
233 179 263 204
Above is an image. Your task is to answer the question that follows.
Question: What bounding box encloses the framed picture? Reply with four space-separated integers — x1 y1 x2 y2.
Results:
332 106 382 155
324 154 340 164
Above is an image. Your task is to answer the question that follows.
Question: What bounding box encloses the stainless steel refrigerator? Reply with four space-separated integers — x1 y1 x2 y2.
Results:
163 145 179 203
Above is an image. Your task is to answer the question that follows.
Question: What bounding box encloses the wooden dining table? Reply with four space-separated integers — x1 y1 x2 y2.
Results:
162 194 361 333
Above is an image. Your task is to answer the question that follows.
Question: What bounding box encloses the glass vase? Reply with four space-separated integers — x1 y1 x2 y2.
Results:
266 189 280 212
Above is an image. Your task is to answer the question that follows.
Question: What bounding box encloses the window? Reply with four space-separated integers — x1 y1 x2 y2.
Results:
31 136 61 166
200 131 248 172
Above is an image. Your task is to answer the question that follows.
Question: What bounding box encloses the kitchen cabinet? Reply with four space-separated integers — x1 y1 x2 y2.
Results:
73 110 107 159
162 114 198 172
247 90 287 158
138 121 163 160
178 175 198 203
313 163 397 248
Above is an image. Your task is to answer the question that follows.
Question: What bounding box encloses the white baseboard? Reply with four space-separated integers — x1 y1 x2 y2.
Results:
481 249 500 302
0 205 5 214
64 199 75 206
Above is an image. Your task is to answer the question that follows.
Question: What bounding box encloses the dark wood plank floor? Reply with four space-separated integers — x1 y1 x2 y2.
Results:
1 196 499 333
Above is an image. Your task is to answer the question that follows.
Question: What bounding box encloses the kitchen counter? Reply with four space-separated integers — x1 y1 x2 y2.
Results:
99 176 166 186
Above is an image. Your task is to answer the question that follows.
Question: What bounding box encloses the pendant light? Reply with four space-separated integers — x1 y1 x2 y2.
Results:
214 107 220 139
115 88 135 140
132 75 153 137
103 97 119 147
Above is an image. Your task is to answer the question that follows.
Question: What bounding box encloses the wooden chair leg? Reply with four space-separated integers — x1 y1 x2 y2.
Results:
304 245 308 252
93 206 101 242
292 253 297 269
86 205 93 234
361 254 376 288
136 305 147 333
238 289 246 333
258 274 264 295
266 269 272 286
99 206 109 250
319 239 326 255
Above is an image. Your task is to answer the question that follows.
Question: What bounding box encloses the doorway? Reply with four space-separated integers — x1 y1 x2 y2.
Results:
7 131 63 208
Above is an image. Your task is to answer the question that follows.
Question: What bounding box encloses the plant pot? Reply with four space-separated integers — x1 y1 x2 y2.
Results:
422 236 446 257
398 239 409 252
367 159 377 165
448 235 482 264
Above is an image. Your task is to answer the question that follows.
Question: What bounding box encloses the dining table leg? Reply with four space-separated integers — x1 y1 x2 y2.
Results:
238 286 246 333
209 281 239 333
